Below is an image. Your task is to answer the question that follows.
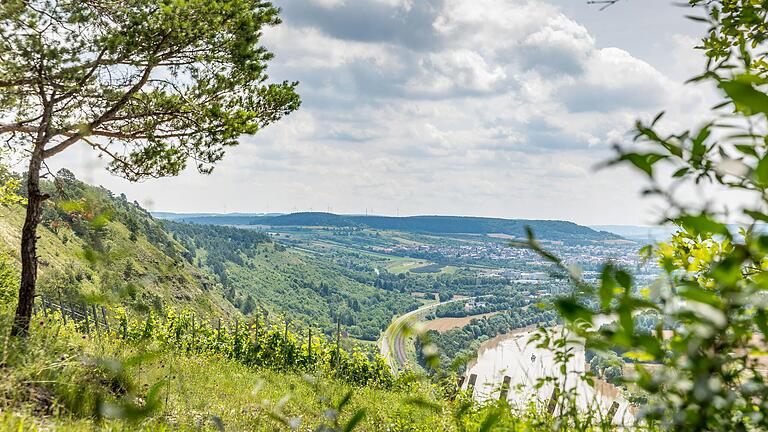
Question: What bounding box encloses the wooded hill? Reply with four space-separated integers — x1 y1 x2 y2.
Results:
170 212 623 242
0 171 419 339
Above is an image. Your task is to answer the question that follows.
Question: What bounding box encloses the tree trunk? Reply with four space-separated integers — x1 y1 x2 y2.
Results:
11 146 45 337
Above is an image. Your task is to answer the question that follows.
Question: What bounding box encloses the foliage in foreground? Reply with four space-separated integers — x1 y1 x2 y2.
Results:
113 308 396 389
535 1 768 431
0 303 616 431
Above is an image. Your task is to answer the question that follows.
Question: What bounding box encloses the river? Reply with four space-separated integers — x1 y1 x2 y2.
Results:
462 328 634 425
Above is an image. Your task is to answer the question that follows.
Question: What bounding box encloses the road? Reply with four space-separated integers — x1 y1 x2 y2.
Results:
379 297 479 373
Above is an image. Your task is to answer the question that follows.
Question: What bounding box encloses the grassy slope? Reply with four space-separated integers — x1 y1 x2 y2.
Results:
0 204 235 317
0 307 453 431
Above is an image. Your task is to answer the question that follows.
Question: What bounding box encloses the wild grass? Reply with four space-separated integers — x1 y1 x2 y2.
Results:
0 303 622 431
0 306 447 431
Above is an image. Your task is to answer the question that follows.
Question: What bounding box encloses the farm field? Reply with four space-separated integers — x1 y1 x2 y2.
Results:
423 312 500 333
385 258 432 274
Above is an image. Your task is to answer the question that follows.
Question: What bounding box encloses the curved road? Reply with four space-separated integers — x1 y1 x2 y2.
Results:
379 297 480 373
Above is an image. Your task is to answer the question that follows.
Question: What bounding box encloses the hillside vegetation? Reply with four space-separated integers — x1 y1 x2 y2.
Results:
0 282 573 432
0 171 421 341
164 220 421 340
0 170 234 317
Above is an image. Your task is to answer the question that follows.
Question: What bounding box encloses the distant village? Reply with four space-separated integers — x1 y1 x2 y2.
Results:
374 236 657 283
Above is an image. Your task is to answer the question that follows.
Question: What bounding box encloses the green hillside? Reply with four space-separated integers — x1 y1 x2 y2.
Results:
164 220 421 340
0 171 234 317
0 171 419 340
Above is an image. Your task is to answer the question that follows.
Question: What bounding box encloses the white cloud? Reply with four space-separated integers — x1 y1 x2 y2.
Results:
53 0 715 225
406 49 507 95
309 0 346 8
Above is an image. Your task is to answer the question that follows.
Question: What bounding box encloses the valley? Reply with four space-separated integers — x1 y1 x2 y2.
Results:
0 0 760 429
153 210 657 376
0 172 657 410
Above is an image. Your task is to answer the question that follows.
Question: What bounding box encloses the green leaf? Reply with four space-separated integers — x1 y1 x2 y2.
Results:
599 266 617 311
676 214 730 237
719 79 768 116
678 284 722 307
735 144 758 157
617 153 668 177
343 409 366 432
404 397 442 412
615 269 632 291
755 156 768 184
337 390 355 412
744 209 768 223
554 298 594 324
756 310 768 336
478 410 501 432
691 125 711 161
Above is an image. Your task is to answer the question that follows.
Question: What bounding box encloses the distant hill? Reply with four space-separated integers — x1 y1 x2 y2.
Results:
176 212 622 242
152 212 282 222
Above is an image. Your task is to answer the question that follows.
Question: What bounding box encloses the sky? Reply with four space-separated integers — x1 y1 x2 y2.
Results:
49 0 717 225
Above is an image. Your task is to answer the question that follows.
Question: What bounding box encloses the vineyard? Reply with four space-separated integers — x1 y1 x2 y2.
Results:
34 295 396 389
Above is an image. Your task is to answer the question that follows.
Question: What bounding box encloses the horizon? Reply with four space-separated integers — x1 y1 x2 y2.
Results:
151 209 671 230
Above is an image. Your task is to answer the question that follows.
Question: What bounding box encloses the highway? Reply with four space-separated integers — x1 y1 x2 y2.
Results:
379 297 478 373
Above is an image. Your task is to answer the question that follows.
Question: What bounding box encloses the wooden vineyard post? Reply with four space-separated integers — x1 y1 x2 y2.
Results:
607 401 620 424
308 327 312 363
58 291 67 325
254 317 260 338
254 317 260 350
217 318 222 343
190 314 196 347
283 319 289 365
450 376 466 401
234 318 240 355
41 297 48 317
91 305 100 337
144 314 151 339
82 303 90 335
467 374 477 397
548 387 559 414
335 319 341 374
101 307 110 333
499 375 511 402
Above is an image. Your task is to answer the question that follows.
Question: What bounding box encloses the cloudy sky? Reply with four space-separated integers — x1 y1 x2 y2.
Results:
51 0 715 225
